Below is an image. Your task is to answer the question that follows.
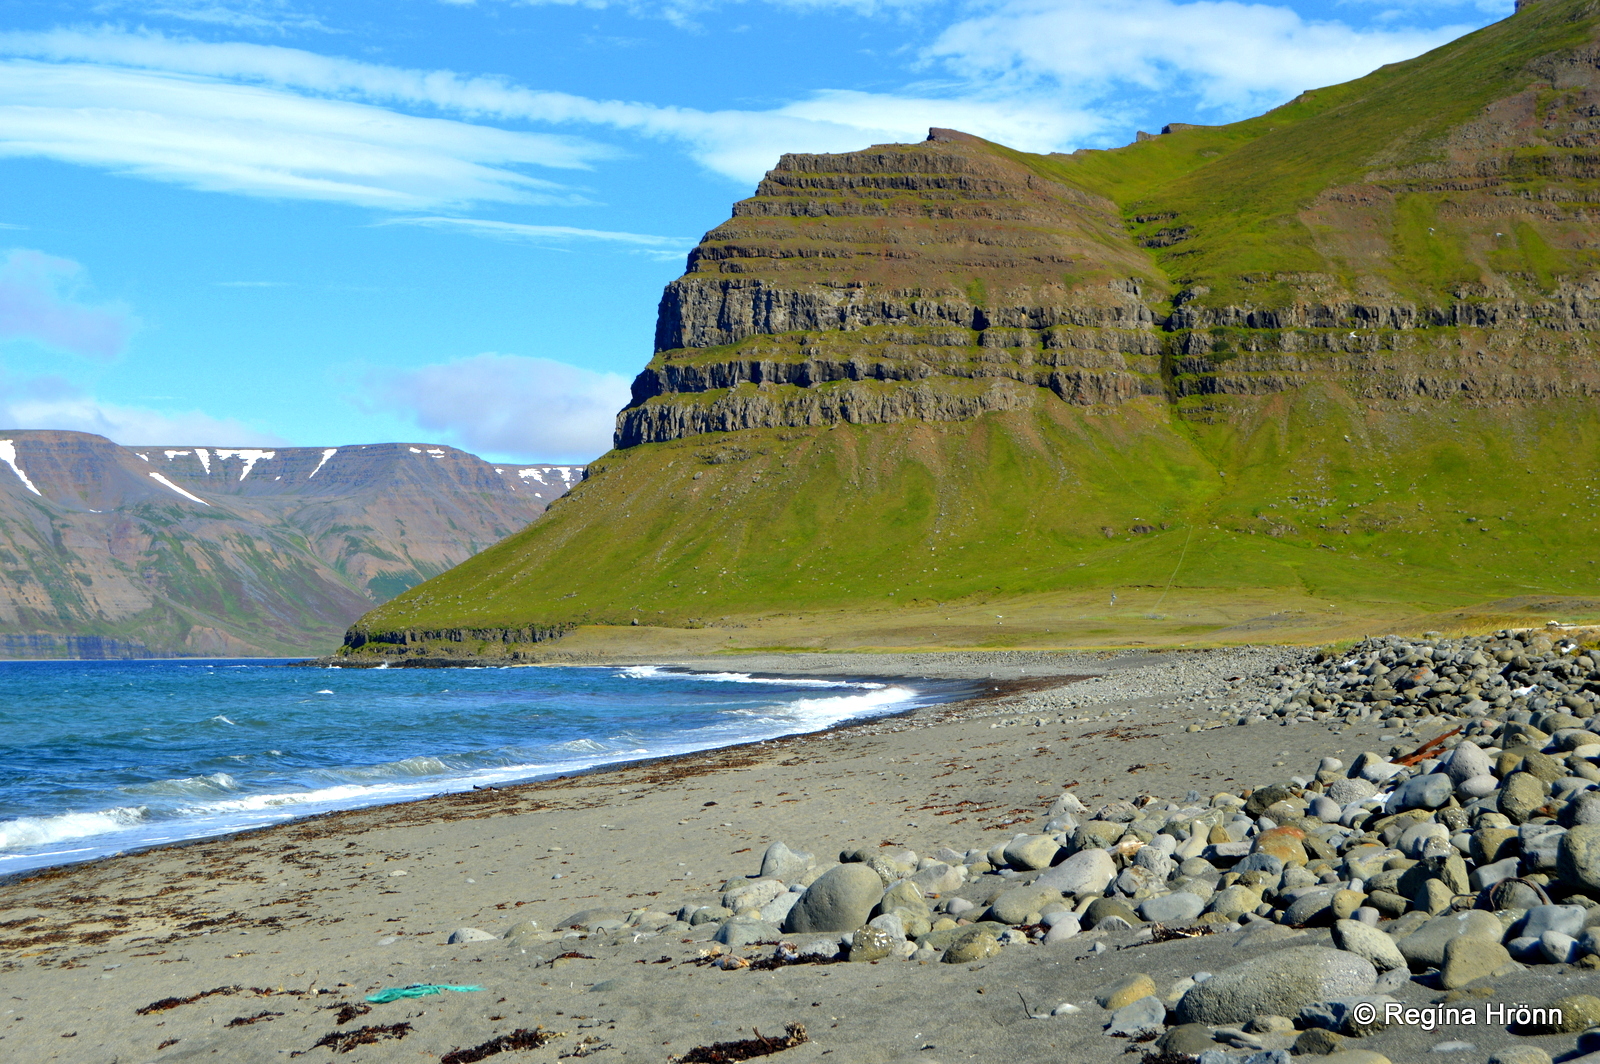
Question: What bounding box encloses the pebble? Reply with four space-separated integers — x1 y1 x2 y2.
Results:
1096 973 1157 1011
1105 995 1165 1038
1330 919 1405 971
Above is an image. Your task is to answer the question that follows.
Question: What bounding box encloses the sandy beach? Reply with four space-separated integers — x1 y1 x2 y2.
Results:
1 646 1592 1064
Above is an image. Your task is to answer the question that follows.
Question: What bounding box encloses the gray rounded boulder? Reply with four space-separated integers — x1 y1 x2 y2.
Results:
1173 946 1377 1025
782 863 884 933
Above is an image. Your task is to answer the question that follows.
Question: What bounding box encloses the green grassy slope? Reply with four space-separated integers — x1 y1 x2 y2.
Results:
352 389 1600 651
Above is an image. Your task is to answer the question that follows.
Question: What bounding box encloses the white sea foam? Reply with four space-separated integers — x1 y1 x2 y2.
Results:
0 806 147 850
617 665 879 690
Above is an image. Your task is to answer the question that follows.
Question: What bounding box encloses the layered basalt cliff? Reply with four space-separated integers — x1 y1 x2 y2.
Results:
622 131 1166 446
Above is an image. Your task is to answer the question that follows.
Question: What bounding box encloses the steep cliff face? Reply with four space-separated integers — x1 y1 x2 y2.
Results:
0 431 579 657
619 131 1164 446
344 0 1600 660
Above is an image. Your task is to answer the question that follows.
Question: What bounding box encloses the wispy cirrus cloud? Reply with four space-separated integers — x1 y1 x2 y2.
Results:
92 0 337 34
0 55 608 209
367 352 630 463
376 215 694 258
0 28 1100 185
0 249 133 360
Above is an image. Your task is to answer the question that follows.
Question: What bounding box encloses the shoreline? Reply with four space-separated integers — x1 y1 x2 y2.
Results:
0 661 1000 885
15 639 1554 1064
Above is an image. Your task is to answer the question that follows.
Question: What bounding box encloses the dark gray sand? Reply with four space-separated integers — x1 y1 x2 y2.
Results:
0 645 1593 1064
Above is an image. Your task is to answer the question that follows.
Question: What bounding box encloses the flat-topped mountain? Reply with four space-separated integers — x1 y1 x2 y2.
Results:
0 430 579 657
344 0 1600 659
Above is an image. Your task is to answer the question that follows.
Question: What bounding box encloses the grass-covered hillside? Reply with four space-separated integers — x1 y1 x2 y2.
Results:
344 0 1600 659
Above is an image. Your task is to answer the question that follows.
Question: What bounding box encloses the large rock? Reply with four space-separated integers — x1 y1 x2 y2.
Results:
1501 772 1550 823
759 841 815 882
1395 909 1504 969
782 863 884 933
1446 741 1492 785
1139 892 1206 925
1035 847 1116 896
1327 778 1378 805
447 927 497 944
1439 936 1511 989
1172 946 1376 1025
1331 919 1406 971
713 917 782 948
1558 824 1600 891
1390 773 1453 812
1002 834 1061 871
985 884 1063 925
906 862 963 895
723 878 787 913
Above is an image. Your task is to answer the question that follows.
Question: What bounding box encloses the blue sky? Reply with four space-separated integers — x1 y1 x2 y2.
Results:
0 0 1509 463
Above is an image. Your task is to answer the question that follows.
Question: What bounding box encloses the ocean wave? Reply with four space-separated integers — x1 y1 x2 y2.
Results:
0 806 147 851
314 756 454 782
123 772 240 797
618 665 880 690
726 685 914 728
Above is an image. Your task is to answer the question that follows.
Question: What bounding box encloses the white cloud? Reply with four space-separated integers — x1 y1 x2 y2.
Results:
0 249 133 360
93 0 336 34
369 352 630 462
927 0 1471 117
0 28 1096 184
375 215 694 256
0 53 612 209
0 373 282 444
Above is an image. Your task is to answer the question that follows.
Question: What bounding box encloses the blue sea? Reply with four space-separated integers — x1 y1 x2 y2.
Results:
0 660 960 877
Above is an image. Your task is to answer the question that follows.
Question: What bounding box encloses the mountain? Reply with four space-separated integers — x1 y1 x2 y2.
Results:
0 430 579 657
342 0 1600 661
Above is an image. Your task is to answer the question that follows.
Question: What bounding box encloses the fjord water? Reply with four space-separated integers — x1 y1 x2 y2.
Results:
0 660 951 876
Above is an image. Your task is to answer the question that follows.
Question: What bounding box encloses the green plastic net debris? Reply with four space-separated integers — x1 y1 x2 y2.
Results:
365 984 483 1003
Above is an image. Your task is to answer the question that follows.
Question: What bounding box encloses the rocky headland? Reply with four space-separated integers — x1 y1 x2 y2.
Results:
343 0 1600 661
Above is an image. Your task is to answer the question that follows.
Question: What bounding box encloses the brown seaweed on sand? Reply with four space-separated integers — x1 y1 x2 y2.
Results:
136 985 242 1014
673 1023 809 1063
225 1011 283 1027
295 1022 413 1055
439 1026 563 1063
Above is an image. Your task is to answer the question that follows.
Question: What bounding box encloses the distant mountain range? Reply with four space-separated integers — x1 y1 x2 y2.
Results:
343 0 1600 659
0 429 580 657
